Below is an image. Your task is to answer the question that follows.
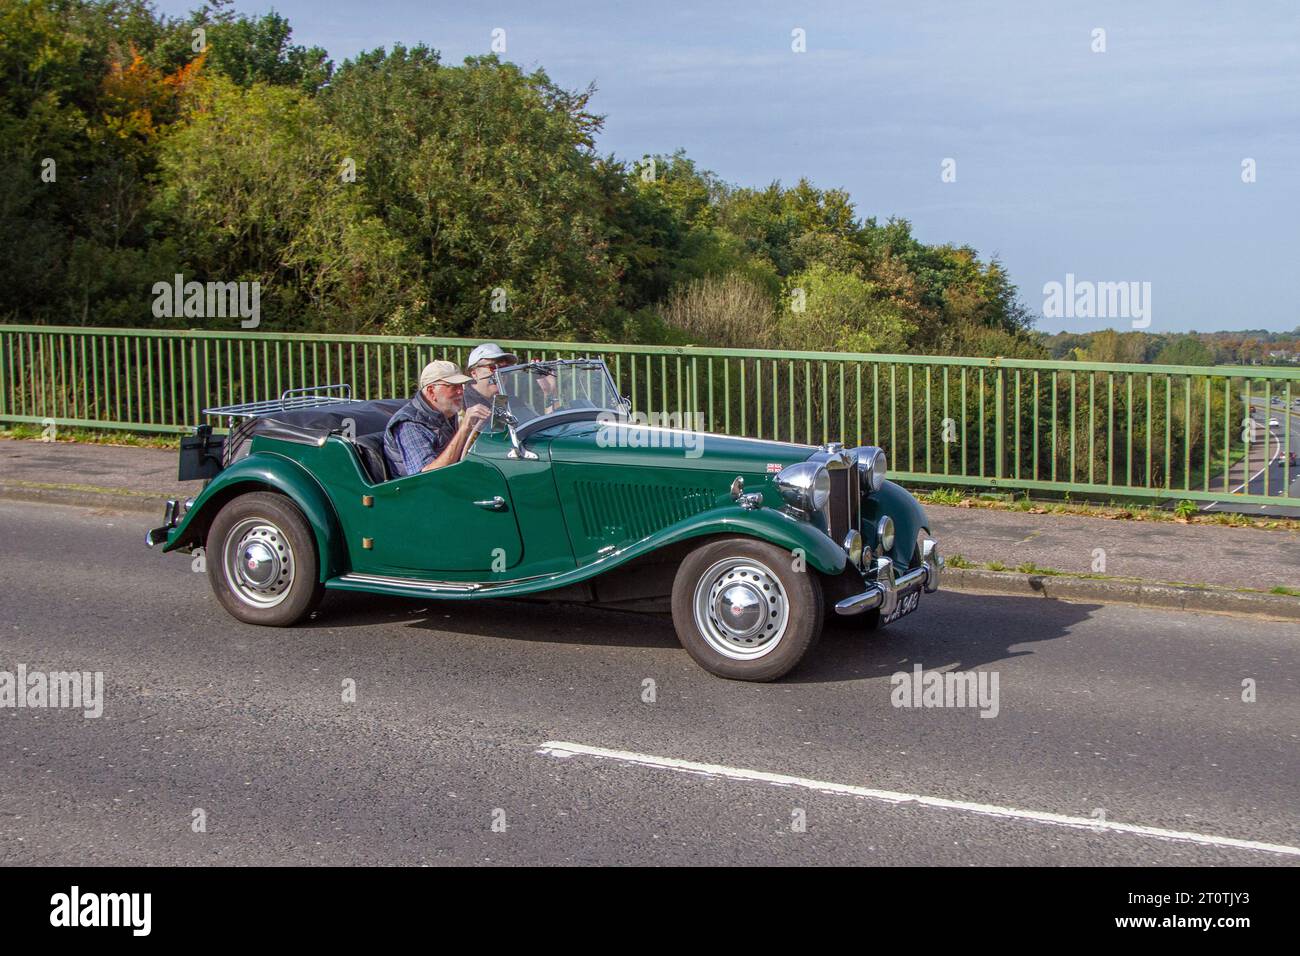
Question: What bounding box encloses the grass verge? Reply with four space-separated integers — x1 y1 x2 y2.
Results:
0 425 180 449
943 552 1297 598
915 487 1299 532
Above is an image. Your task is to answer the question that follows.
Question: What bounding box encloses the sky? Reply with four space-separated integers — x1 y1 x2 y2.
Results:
153 0 1300 335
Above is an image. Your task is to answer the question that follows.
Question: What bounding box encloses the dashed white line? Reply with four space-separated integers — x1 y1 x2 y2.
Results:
537 740 1300 858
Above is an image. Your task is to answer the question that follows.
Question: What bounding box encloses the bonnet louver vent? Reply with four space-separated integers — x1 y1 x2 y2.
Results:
573 481 713 543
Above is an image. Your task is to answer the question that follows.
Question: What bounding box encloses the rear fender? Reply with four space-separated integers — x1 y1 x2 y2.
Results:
162 453 343 581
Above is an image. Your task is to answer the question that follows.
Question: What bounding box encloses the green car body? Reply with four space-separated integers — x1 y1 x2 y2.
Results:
160 425 926 589
149 360 942 681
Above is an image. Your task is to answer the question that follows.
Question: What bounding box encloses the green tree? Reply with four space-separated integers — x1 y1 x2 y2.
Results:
0 0 196 323
155 76 415 331
150 0 332 92
780 263 914 353
1155 336 1215 367
323 47 621 339
0 0 1042 352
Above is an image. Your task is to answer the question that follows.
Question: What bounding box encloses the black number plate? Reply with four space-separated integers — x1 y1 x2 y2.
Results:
881 587 921 625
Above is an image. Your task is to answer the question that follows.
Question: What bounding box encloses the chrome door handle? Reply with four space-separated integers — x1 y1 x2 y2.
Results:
474 496 507 511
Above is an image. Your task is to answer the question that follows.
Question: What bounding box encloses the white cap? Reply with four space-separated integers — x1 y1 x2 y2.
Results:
466 342 520 370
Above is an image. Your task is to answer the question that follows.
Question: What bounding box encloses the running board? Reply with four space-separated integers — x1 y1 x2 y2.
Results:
327 571 546 598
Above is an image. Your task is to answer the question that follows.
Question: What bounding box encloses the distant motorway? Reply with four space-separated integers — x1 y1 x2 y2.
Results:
1199 397 1300 517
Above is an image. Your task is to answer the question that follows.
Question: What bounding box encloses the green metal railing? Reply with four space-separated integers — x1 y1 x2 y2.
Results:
2 324 1297 506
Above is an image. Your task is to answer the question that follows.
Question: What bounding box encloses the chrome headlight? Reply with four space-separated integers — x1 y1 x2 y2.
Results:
876 515 896 553
775 461 831 513
849 446 887 492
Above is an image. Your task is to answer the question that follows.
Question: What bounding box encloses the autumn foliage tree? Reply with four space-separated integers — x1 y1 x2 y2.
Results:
1 0 1041 356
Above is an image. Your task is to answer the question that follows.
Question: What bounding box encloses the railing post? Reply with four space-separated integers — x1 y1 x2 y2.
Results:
994 366 1004 480
190 335 200 426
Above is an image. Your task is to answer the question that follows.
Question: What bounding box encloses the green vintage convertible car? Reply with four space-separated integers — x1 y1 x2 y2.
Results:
147 358 941 681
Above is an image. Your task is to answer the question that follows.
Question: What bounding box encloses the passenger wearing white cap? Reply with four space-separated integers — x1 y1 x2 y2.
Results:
463 342 561 417
465 342 520 373
382 359 490 476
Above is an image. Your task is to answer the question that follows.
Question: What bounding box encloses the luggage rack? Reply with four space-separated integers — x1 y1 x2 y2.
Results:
203 384 361 421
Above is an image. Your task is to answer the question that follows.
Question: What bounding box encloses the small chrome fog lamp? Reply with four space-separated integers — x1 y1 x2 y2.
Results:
876 515 896 553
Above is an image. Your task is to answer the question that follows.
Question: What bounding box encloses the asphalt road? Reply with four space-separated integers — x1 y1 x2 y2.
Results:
1250 399 1300 500
1200 398 1300 516
1 500 1296 866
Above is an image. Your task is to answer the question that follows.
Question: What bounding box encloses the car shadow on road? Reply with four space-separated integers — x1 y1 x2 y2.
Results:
321 590 679 649
789 590 1099 684
322 589 1098 683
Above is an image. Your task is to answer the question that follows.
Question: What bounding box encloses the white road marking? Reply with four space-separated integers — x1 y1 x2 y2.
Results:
537 740 1300 858
1203 420 1282 511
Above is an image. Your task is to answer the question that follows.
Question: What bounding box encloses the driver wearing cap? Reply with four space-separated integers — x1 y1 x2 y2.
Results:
382 360 490 476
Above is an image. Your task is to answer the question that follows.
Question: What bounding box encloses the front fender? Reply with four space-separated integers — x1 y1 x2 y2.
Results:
862 479 929 567
162 452 344 581
611 504 848 576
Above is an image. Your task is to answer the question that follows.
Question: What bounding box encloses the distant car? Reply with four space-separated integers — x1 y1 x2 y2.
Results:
145 359 942 682
1269 418 1280 428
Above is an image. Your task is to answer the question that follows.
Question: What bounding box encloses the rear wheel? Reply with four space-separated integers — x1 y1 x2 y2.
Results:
206 491 324 626
671 538 823 681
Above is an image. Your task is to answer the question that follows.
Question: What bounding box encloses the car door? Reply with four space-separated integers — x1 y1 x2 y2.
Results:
359 458 524 575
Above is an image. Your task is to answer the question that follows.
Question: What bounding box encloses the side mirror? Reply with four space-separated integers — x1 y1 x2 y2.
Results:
493 393 538 460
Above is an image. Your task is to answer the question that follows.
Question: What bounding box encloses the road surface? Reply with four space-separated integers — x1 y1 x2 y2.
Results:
1200 398 1300 516
1 500 1296 865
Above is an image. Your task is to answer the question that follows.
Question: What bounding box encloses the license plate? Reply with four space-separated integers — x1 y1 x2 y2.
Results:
881 587 921 625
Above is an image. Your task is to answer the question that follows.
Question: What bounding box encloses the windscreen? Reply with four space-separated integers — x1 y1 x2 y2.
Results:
490 361 622 426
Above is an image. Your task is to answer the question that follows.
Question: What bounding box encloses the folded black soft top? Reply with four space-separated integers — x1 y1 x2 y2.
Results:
220 398 406 481
257 398 406 437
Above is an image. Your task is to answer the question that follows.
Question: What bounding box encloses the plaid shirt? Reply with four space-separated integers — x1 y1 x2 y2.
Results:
383 394 458 477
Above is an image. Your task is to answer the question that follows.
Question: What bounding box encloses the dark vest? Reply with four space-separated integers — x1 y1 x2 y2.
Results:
382 392 456 476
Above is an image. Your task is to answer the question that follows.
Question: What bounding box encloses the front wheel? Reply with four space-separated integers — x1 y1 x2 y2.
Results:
671 538 823 681
206 491 324 626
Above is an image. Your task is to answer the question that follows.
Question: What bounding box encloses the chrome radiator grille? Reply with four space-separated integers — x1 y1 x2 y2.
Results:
825 462 860 545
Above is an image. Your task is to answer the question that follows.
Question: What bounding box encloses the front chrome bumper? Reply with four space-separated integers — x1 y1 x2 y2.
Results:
835 538 943 617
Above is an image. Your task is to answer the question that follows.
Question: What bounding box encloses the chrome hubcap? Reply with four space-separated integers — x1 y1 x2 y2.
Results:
717 584 765 636
693 558 789 661
241 540 278 587
224 518 295 608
